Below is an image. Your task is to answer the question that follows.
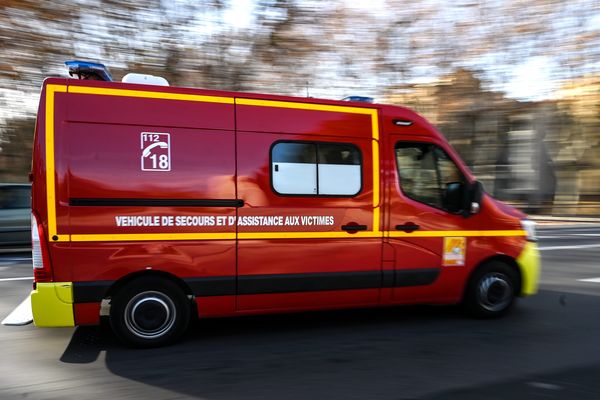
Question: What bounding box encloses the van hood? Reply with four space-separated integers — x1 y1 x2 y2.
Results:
488 195 527 220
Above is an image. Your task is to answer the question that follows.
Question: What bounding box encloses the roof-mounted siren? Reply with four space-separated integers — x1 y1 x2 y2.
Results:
65 61 113 81
342 96 374 103
122 73 169 86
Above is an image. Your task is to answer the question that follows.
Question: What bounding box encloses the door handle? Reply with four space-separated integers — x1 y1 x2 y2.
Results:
341 224 368 232
395 224 420 232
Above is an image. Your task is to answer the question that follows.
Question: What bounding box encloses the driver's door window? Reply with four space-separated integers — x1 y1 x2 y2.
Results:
395 142 465 212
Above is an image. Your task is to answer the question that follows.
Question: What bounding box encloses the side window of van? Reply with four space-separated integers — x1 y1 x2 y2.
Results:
395 142 465 210
271 142 361 196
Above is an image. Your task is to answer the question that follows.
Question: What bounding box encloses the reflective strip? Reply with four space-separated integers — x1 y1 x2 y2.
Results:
45 84 68 242
68 85 234 104
388 230 526 238
238 231 382 240
31 282 75 327
372 136 381 232
235 98 381 232
64 230 526 242
236 98 375 115
45 86 384 242
70 232 237 242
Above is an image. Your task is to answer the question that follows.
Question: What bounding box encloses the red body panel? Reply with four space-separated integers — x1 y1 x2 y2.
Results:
74 302 101 325
30 78 528 326
237 103 371 137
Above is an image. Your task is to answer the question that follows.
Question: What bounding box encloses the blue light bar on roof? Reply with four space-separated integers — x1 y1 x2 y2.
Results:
342 96 374 103
65 60 113 82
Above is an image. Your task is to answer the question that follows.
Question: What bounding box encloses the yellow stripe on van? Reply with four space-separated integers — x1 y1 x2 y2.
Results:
45 84 68 242
46 87 384 242
372 139 381 232
387 230 526 238
65 230 525 242
68 86 234 104
236 98 376 115
43 85 526 244
236 98 382 232
238 231 383 240
70 232 237 242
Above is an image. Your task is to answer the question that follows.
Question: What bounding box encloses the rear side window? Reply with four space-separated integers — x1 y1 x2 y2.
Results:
271 142 361 196
0 186 31 209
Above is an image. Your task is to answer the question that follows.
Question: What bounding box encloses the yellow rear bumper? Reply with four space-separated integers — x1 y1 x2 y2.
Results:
516 242 541 296
31 282 75 327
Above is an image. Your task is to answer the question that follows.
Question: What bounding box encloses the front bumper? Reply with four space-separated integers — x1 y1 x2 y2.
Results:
516 242 541 296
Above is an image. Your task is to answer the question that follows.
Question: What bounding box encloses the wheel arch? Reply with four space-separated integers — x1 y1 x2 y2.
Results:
101 270 197 318
464 254 522 300
105 270 194 299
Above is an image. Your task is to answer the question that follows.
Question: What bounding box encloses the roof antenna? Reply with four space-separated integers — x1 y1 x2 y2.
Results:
306 81 309 98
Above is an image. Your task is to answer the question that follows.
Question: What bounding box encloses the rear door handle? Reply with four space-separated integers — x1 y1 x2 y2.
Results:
341 224 368 232
395 224 420 232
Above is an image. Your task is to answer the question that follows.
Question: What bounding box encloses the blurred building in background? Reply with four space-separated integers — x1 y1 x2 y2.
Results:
387 70 560 214
0 0 598 216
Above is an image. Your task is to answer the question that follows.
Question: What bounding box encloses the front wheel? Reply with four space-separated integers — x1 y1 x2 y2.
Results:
109 277 191 347
464 261 519 318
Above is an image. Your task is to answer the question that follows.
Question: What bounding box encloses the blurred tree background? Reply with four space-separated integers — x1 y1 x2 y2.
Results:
0 0 599 215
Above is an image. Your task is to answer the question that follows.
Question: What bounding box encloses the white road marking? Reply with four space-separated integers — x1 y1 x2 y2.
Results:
539 244 600 251
578 277 600 283
527 381 562 391
538 234 600 238
0 257 32 266
2 295 32 326
0 277 33 282
537 235 565 239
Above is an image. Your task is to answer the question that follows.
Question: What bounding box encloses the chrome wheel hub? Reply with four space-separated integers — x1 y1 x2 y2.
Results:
124 291 176 339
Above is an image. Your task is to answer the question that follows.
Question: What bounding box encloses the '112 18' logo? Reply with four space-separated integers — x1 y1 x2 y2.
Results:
141 132 171 172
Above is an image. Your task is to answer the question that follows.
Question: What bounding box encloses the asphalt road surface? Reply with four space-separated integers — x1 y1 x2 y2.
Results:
1 225 600 399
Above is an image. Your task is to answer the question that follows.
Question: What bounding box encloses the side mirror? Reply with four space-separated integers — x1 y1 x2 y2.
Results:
465 180 483 216
443 182 464 213
442 180 484 216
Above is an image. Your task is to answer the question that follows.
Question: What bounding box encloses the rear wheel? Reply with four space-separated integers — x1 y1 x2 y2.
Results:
109 277 191 347
464 261 518 318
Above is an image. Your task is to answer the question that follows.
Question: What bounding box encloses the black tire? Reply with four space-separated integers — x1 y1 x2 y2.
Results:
464 261 519 318
109 277 191 348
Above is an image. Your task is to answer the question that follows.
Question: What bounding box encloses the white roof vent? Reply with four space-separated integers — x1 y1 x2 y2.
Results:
122 73 169 86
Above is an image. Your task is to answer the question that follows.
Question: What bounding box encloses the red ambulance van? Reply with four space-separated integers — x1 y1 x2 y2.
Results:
6 62 540 347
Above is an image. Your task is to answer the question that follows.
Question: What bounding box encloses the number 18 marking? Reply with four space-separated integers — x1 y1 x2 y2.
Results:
141 132 171 172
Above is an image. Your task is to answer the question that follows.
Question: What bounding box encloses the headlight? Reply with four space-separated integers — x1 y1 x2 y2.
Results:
521 220 537 242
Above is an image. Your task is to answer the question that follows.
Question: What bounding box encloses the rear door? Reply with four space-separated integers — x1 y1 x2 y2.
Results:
56 83 238 304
